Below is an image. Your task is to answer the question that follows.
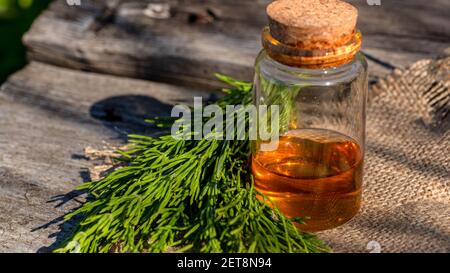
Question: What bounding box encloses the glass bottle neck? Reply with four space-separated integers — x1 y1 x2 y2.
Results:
262 27 362 69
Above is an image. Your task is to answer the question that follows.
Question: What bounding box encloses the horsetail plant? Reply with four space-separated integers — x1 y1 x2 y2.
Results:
55 75 329 253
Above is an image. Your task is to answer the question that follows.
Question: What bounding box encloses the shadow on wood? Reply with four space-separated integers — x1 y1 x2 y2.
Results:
90 95 175 139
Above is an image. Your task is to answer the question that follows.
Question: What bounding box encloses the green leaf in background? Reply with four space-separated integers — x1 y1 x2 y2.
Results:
0 0 11 13
0 0 52 84
18 0 34 9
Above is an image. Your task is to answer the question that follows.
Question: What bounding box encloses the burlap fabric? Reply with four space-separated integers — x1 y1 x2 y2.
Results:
319 55 450 253
86 56 449 253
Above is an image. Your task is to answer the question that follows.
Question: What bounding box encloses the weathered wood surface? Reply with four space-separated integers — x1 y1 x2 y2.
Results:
1 0 449 253
0 62 211 252
23 0 450 88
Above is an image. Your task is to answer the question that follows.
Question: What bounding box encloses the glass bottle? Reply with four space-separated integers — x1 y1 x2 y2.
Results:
251 0 368 231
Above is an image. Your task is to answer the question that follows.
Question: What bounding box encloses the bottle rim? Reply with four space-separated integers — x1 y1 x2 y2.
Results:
262 27 362 69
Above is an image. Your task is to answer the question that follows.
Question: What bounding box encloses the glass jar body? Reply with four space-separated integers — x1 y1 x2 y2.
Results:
251 50 368 231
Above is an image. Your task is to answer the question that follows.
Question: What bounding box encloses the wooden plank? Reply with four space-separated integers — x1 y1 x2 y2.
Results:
23 0 450 89
0 62 211 252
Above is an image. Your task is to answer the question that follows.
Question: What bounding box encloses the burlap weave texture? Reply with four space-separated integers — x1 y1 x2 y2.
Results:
319 56 450 253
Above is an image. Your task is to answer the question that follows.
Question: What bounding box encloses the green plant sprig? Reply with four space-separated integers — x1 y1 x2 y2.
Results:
55 75 329 253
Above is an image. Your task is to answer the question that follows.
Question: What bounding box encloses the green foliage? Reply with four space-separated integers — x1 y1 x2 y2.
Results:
55 76 330 253
257 74 303 135
0 0 52 83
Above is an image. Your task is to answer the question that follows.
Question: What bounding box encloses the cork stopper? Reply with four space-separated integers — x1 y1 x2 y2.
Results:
267 0 358 49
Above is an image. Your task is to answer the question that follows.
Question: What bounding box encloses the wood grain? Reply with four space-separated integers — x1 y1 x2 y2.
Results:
1 0 448 253
23 0 450 88
0 62 211 252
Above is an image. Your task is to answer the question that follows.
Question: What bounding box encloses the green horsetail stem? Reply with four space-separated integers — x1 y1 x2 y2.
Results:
55 75 329 253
